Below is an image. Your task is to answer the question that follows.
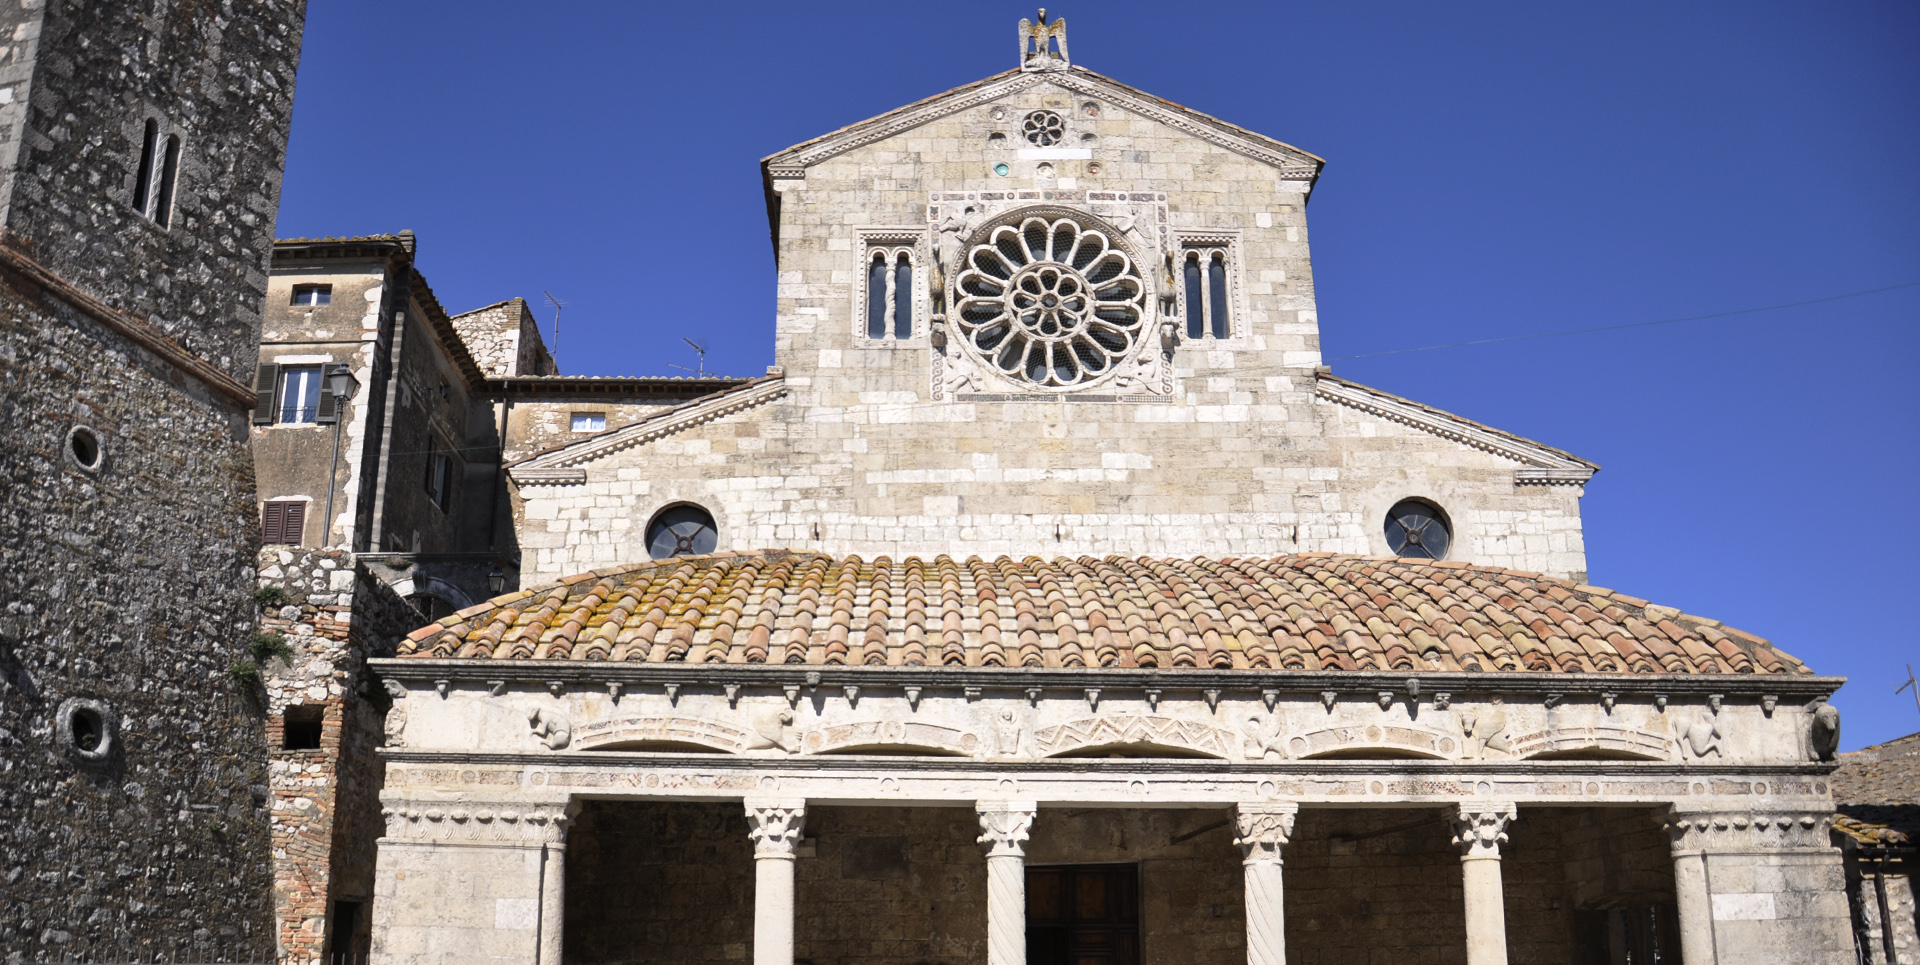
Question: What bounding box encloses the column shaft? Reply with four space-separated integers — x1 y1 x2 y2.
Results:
538 841 566 965
978 801 1037 965
1235 803 1298 965
1451 803 1517 965
1671 850 1715 965
746 800 808 965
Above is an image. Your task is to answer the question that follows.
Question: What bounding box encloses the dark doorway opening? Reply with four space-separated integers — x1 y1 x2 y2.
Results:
1572 905 1681 964
1027 863 1140 965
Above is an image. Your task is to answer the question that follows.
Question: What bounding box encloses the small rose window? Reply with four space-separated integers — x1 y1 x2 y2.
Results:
1023 110 1065 146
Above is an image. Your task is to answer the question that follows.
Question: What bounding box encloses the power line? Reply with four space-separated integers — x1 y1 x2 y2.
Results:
1326 280 1919 363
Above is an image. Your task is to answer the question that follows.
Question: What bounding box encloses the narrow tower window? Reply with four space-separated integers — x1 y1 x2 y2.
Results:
154 134 181 228
1180 244 1235 340
867 251 890 339
861 240 919 340
892 252 913 338
132 119 158 215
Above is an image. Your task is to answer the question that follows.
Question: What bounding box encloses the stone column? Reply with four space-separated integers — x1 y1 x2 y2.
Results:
1665 811 1717 965
977 801 1038 965
537 836 567 965
1450 803 1518 965
1234 803 1299 965
745 799 808 965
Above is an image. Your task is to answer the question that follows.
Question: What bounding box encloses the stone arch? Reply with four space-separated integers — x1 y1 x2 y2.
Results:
389 574 477 616
1031 716 1234 760
1287 724 1459 760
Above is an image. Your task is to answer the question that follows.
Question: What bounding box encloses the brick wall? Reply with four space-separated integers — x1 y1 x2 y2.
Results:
258 548 415 963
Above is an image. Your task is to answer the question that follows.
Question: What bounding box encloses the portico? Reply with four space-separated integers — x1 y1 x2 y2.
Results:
369 558 1852 965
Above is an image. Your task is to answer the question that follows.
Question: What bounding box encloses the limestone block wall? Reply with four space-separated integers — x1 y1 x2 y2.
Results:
259 548 417 963
510 73 1592 583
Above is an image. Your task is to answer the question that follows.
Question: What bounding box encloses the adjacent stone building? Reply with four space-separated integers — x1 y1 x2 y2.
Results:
0 2 306 960
366 16 1860 965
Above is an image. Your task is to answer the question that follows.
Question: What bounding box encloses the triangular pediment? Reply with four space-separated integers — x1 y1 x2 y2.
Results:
761 66 1325 182
1314 373 1599 483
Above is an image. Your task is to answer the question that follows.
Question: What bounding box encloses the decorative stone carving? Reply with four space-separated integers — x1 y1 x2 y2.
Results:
953 214 1148 390
800 719 979 756
1017 9 1068 70
1810 701 1841 761
1460 700 1511 758
1665 809 1835 854
1320 691 1337 712
571 714 755 753
976 801 1036 857
745 801 808 857
1031 715 1234 758
1233 803 1298 863
381 801 574 844
1679 714 1722 759
994 709 1025 756
1287 723 1457 760
1242 715 1287 760
529 708 571 750
935 204 982 277
1450 803 1517 859
382 699 407 748
749 710 795 753
1508 723 1672 761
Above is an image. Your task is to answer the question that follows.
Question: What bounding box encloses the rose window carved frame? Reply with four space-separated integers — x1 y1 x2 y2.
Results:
946 206 1157 392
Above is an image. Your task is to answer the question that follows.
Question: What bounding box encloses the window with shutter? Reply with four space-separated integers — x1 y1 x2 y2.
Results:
252 364 278 425
261 500 306 545
275 365 323 424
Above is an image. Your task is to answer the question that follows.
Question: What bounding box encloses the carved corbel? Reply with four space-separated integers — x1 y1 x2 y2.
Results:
1544 692 1565 709
1376 691 1394 711
1085 688 1101 711
606 681 623 703
546 680 565 698
1144 688 1163 711
1600 692 1617 715
1321 691 1337 713
1761 694 1777 717
665 683 681 706
1026 686 1043 707
1708 694 1723 715
843 685 861 708
434 679 450 699
487 680 507 698
784 684 802 709
905 686 923 711
1655 694 1669 713
726 683 742 709
1261 689 1280 712
1203 688 1221 712
1433 692 1451 711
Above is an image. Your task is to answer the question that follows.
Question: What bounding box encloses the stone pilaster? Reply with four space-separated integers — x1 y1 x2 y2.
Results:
746 799 808 965
977 801 1038 965
1450 803 1517 965
1234 803 1298 965
371 798 574 965
1665 808 1850 965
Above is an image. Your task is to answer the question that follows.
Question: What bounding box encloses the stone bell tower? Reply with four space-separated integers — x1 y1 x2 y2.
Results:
0 1 307 959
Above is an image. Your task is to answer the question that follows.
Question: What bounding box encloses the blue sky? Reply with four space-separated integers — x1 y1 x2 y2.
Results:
276 1 1919 749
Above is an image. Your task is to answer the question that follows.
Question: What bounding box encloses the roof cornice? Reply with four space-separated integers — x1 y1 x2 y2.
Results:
1315 373 1597 478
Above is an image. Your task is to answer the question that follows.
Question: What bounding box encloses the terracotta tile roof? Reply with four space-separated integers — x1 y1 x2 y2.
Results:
1833 732 1920 807
398 553 1809 675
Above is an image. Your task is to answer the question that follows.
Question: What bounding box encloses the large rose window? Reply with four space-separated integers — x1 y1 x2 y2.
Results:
953 215 1147 388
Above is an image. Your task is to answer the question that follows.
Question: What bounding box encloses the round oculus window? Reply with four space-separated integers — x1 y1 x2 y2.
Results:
66 425 103 472
645 505 718 560
953 214 1147 388
1385 500 1451 560
1022 110 1065 146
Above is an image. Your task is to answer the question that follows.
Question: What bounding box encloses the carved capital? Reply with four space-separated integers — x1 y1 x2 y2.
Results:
976 801 1037 858
1664 808 1834 855
1233 803 1299 864
745 799 808 858
1450 803 1517 859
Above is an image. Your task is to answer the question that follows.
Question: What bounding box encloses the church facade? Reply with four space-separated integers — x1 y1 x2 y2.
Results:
370 17 1853 965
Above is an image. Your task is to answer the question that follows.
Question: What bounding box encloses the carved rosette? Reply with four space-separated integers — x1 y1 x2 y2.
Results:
1233 803 1299 864
1664 809 1834 855
976 801 1037 858
1450 803 1518 859
380 800 575 845
745 800 808 858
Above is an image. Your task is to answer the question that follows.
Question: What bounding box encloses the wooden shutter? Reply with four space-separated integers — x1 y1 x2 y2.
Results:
261 500 306 545
315 366 340 425
282 501 306 546
252 364 277 425
261 501 285 543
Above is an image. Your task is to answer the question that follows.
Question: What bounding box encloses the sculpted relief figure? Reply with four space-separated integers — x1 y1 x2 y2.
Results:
935 204 981 279
1459 698 1511 758
748 709 796 753
1242 714 1287 760
995 709 1026 757
1679 714 1722 759
528 707 572 751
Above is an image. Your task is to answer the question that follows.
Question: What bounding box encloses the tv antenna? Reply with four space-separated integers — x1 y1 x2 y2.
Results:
1898 664 1920 717
544 291 567 369
668 337 710 376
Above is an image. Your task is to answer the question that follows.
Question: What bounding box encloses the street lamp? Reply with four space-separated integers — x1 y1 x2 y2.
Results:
487 567 506 595
321 364 360 549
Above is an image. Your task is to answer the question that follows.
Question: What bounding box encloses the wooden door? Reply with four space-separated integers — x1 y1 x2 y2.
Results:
1027 864 1140 965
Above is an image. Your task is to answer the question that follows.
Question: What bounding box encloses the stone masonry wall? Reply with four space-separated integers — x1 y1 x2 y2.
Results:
450 298 554 379
1 0 306 382
258 548 416 963
0 282 277 959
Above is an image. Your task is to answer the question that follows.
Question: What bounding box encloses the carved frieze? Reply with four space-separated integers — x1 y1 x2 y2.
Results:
1287 723 1458 760
570 714 757 754
799 719 981 756
1031 715 1234 759
1665 809 1834 854
1507 723 1672 761
381 801 574 845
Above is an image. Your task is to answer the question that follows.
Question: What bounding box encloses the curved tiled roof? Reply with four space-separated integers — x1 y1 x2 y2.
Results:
399 553 1807 676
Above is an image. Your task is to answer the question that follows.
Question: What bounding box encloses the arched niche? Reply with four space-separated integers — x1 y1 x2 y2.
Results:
1031 716 1235 760
1287 725 1459 760
571 716 753 755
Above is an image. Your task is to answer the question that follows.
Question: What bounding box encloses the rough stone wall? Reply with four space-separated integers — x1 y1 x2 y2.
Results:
451 298 555 379
258 547 415 963
0 286 277 959
513 73 1589 584
1285 809 1470 963
1847 860 1917 965
2 0 305 381
794 806 987 965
